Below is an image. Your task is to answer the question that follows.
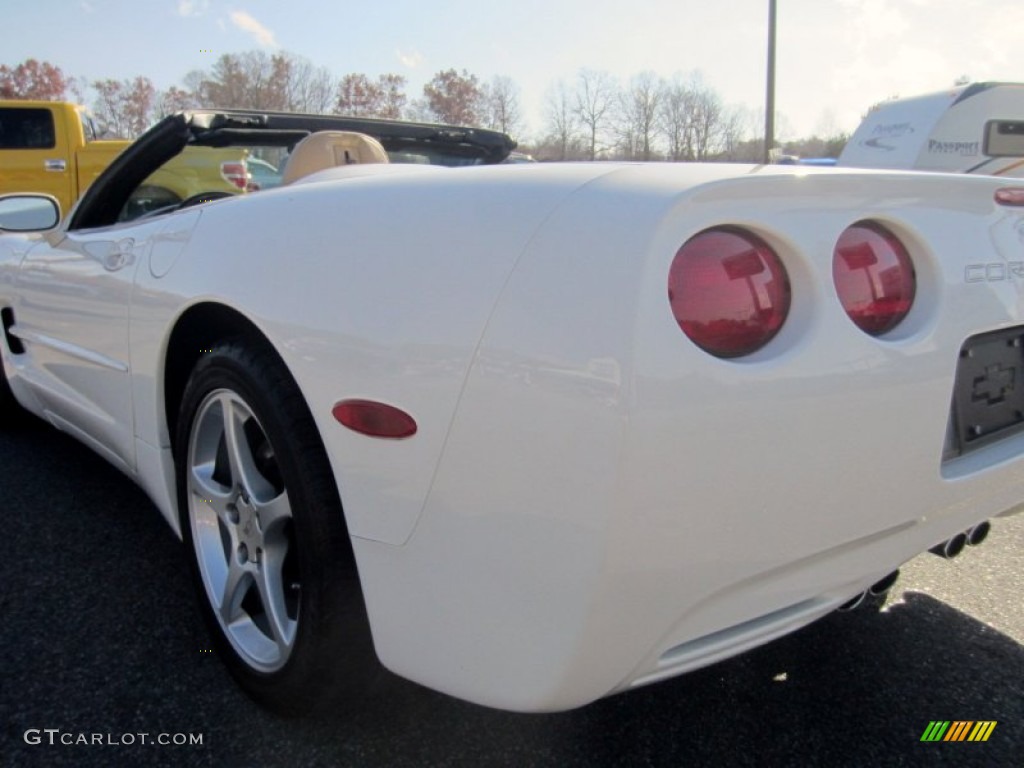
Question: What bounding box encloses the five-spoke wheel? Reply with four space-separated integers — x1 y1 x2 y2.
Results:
187 389 298 672
176 341 375 714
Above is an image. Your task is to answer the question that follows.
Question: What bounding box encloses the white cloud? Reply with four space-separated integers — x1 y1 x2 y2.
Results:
396 49 424 69
177 0 209 16
968 3 1024 74
230 10 277 47
836 0 911 37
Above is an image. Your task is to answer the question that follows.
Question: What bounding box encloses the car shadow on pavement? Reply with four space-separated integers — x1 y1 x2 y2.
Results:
309 593 1022 768
2 421 1021 768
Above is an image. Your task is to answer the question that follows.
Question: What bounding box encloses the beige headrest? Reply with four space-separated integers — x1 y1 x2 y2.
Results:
282 131 389 184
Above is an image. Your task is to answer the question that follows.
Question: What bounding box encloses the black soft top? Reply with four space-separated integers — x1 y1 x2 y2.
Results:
69 110 516 230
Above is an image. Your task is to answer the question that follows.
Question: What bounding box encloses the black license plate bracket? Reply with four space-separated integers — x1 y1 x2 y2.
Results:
952 326 1024 455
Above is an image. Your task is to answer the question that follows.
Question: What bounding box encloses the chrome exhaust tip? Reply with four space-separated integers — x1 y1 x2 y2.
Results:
837 591 868 612
966 521 991 546
869 569 900 596
929 532 968 559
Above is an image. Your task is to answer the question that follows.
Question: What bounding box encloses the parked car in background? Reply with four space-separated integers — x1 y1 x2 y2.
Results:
503 151 537 164
245 157 282 190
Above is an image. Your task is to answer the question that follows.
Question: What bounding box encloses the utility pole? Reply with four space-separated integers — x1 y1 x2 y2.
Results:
764 0 777 164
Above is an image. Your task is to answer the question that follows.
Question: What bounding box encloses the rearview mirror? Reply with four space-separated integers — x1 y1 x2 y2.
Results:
0 194 61 232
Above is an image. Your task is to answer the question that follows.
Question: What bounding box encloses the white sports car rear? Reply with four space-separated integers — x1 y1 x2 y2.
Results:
0 110 1020 714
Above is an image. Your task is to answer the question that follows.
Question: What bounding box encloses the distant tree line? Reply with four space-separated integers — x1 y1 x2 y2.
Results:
541 69 747 161
0 54 849 160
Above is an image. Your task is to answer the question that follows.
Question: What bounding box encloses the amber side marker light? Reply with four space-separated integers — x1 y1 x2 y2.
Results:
995 188 1024 206
332 399 417 438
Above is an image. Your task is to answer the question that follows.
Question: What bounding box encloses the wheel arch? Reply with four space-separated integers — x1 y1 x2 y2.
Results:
163 302 287 453
160 299 357 539
168 323 376 712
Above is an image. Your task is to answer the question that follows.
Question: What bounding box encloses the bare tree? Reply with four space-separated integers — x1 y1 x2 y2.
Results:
194 51 277 109
716 106 748 159
690 85 723 160
67 76 89 107
483 75 523 136
92 80 126 137
283 57 335 113
336 73 380 116
616 72 662 160
660 75 696 161
154 86 195 118
378 74 407 119
403 98 434 124
573 69 616 160
190 51 333 112
123 76 155 135
659 73 735 161
336 73 407 119
543 80 580 160
423 69 484 125
91 76 155 138
181 69 206 104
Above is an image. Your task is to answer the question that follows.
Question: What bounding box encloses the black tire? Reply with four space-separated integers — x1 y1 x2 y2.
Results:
0 356 28 427
0 366 17 420
174 341 375 715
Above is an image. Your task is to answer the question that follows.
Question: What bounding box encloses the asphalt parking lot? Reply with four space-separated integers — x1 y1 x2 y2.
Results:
2 417 1021 768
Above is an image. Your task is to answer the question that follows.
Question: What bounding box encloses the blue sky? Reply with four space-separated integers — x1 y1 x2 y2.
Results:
8 0 1022 139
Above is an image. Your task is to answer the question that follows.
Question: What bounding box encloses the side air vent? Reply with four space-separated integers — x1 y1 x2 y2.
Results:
1 308 24 354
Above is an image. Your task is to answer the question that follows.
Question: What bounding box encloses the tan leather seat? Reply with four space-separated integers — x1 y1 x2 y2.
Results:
282 131 389 184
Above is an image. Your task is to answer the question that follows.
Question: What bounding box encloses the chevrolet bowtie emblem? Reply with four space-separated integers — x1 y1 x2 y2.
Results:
971 363 1016 405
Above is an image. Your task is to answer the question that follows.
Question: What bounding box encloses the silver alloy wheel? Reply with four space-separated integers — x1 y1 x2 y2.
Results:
186 388 298 672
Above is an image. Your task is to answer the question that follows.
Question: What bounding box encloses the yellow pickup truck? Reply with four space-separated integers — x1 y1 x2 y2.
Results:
0 101 127 213
0 100 248 218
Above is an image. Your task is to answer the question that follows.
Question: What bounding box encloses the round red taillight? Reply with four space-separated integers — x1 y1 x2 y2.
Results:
668 227 791 358
833 222 915 336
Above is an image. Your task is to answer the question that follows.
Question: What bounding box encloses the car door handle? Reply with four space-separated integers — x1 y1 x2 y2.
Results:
104 251 127 270
44 159 67 172
85 238 136 271
107 238 137 271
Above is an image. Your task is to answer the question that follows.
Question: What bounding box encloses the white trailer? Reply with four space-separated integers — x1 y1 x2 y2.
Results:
838 82 1024 176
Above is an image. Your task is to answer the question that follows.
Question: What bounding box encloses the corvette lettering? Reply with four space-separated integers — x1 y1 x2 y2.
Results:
965 262 1024 282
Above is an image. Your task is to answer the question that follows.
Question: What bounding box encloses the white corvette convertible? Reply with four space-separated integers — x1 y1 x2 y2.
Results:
1 110 1021 715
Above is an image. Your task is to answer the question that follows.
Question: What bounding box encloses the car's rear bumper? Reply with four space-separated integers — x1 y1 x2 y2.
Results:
348 168 1024 711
